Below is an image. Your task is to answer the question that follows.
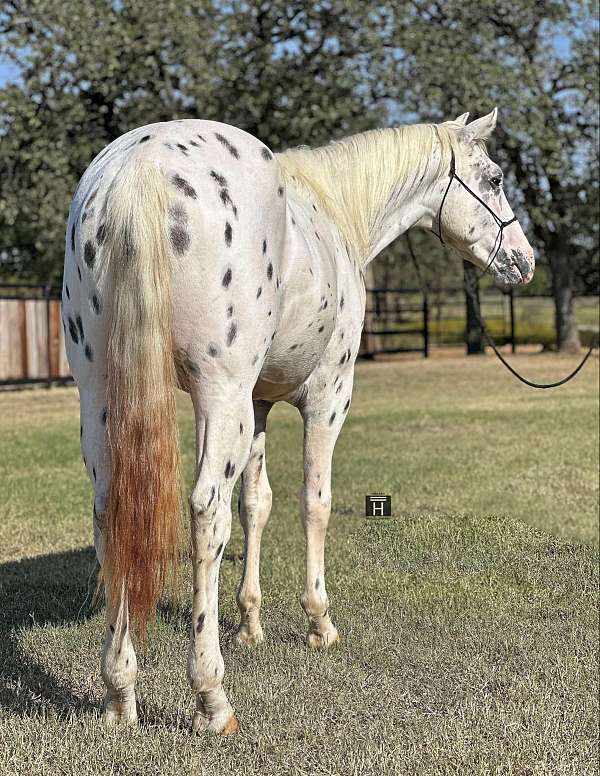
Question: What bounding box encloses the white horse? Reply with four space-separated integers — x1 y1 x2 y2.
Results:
62 108 534 734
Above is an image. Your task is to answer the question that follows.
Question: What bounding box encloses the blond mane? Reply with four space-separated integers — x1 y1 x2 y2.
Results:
276 122 469 263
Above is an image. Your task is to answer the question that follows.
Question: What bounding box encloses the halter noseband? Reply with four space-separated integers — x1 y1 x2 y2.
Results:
432 149 517 273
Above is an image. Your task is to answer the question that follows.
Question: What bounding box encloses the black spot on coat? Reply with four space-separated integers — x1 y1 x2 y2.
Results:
171 174 197 199
210 170 227 187
84 343 93 362
170 225 190 255
83 241 96 268
169 203 188 225
224 222 232 246
68 317 79 344
226 322 237 346
214 132 240 159
261 148 273 161
222 268 232 287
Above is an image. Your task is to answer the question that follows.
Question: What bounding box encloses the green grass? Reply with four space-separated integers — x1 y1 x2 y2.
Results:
0 353 598 775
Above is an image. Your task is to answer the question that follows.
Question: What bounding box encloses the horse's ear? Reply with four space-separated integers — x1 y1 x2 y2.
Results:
455 112 470 126
460 107 498 142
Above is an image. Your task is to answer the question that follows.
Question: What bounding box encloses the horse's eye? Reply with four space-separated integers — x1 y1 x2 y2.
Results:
490 175 503 189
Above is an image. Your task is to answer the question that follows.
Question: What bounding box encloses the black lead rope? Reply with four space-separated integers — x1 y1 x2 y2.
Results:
405 231 595 389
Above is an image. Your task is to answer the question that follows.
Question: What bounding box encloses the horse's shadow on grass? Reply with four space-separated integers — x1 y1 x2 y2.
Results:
0 547 100 720
0 549 302 728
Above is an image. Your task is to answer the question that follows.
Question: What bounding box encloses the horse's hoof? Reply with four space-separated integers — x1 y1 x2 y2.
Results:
236 624 264 647
221 715 241 735
306 627 339 650
192 710 240 736
102 698 138 726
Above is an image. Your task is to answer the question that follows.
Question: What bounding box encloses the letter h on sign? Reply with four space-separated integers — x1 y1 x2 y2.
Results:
365 494 391 517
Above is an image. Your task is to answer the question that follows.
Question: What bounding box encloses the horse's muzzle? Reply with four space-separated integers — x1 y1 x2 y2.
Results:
511 248 535 284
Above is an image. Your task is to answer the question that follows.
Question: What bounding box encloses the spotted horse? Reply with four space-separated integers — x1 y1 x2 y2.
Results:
62 108 534 734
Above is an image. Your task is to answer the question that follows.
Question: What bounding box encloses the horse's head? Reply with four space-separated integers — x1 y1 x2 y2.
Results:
431 109 535 285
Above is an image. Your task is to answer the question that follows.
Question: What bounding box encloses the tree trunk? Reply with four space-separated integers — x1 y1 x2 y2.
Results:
463 261 484 355
549 239 581 352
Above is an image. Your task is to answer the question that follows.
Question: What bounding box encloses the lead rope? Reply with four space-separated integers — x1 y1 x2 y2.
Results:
405 231 595 389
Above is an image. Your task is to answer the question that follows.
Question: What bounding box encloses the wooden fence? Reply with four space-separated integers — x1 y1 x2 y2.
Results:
0 285 70 386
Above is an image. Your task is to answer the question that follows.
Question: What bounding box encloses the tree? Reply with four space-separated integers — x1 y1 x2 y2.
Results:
391 0 599 352
0 0 396 282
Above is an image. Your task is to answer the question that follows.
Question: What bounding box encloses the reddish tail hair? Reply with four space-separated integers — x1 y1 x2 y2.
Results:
96 158 182 634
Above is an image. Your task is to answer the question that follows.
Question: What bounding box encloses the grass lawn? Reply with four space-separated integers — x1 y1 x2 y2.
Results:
0 352 598 775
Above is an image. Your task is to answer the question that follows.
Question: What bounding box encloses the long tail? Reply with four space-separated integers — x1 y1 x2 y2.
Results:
97 158 182 633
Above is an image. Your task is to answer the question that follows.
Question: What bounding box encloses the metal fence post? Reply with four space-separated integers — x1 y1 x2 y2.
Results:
509 288 516 354
423 292 429 358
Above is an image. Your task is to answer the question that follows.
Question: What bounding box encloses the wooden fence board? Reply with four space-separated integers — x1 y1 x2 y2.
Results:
0 297 72 382
0 300 25 379
25 300 48 378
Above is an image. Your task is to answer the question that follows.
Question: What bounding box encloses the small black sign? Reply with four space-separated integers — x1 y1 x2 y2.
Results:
365 494 391 517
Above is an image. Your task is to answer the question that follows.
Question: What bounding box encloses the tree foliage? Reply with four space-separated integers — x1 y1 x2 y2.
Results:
382 0 599 348
0 0 397 281
0 1 597 349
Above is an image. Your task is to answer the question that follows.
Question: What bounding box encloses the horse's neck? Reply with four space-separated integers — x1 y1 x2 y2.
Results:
363 196 434 267
362 151 443 267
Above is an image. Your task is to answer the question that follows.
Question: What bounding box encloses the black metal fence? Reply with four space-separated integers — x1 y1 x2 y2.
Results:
0 282 597 384
360 287 599 358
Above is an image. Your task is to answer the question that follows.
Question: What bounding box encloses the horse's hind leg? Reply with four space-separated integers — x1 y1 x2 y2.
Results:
236 400 273 646
79 384 138 724
187 385 254 734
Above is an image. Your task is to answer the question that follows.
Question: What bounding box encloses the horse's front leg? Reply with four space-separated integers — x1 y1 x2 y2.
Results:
299 395 350 649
